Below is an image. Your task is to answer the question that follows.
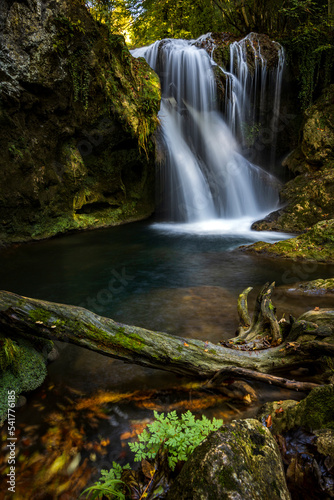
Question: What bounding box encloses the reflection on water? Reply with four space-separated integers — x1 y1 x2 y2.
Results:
0 220 333 498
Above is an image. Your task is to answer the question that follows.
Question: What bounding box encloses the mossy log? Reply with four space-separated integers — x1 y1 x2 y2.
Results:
0 290 333 391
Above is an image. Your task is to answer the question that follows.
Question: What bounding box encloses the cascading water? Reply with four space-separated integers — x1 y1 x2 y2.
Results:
222 33 285 166
132 34 284 224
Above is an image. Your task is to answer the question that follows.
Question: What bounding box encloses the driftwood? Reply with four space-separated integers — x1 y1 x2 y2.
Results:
0 284 333 391
236 282 281 342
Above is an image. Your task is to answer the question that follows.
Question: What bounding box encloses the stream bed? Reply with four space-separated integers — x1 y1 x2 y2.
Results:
1 219 334 498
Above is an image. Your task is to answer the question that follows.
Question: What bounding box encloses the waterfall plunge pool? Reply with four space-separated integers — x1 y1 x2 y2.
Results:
1 220 334 497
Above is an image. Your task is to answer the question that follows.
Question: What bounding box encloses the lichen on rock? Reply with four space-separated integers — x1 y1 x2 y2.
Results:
258 385 334 436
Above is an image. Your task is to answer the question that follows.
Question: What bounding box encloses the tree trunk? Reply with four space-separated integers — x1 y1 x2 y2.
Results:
0 289 333 389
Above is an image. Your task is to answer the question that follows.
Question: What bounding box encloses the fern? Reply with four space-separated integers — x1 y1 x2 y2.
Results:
129 410 223 470
81 411 223 498
80 462 131 500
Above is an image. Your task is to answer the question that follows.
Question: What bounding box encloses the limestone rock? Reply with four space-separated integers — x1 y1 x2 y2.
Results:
166 418 290 500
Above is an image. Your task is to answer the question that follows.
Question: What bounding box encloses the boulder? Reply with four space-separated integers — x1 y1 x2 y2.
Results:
258 386 334 499
166 418 290 500
258 385 334 435
0 335 53 425
0 0 160 246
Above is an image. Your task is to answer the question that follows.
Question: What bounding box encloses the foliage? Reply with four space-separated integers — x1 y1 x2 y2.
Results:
81 411 223 499
128 410 223 470
81 462 131 499
88 0 133 40
0 336 20 373
128 0 224 47
86 0 333 108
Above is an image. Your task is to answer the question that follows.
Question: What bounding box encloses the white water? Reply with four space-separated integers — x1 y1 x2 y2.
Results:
132 35 284 225
223 33 285 165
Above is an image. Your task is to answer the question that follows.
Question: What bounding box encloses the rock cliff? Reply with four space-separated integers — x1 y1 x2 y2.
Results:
0 0 160 245
253 85 334 232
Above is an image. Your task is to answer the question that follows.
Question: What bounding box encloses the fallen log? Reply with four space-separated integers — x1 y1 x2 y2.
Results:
0 288 333 390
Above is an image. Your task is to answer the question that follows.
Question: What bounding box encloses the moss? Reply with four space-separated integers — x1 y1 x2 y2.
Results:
252 86 334 233
0 0 160 246
244 219 334 262
113 330 144 351
258 385 334 434
218 466 238 491
29 308 52 323
166 419 289 499
0 337 48 425
289 278 334 294
0 337 21 373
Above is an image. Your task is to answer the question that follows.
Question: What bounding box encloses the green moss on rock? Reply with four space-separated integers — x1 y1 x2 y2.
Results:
253 85 334 233
244 219 334 262
0 337 50 426
258 385 334 435
166 418 290 500
0 0 160 246
282 278 334 295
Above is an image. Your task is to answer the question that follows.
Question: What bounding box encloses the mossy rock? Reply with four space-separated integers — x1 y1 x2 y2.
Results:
280 278 334 295
258 384 334 435
0 337 52 426
0 0 160 246
244 219 334 262
166 418 290 500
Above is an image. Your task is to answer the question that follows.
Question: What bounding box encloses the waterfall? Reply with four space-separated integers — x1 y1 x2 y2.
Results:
132 34 283 224
223 33 285 166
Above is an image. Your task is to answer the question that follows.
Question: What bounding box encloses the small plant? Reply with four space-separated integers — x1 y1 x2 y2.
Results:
0 337 20 373
81 462 131 499
81 411 223 498
129 410 223 470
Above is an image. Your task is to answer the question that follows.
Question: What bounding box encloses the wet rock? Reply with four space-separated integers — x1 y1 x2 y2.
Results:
47 345 59 362
243 219 334 262
258 388 334 500
166 418 290 500
0 336 52 425
15 395 27 408
278 279 334 296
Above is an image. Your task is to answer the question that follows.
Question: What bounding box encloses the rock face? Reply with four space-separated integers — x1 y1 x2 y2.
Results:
253 85 334 232
280 278 334 295
166 418 290 500
0 0 160 245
